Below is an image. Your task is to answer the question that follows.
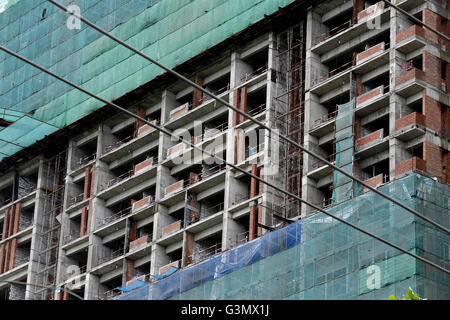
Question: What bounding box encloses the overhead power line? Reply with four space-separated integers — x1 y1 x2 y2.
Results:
0 44 448 276
47 0 450 234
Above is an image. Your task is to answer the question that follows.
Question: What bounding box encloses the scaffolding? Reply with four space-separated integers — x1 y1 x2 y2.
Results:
272 21 306 219
32 151 67 300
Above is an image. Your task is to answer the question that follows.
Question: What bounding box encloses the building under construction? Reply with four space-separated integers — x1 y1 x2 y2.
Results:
0 0 448 300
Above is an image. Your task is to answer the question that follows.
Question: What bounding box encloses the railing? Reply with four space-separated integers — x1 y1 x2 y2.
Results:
187 242 222 266
2 198 12 207
311 153 336 170
18 184 37 197
313 110 338 128
315 19 353 44
63 231 81 245
96 207 132 230
194 164 226 184
15 256 30 266
68 192 85 207
247 103 267 117
241 64 268 83
188 202 224 225
104 134 135 154
312 61 353 87
96 247 124 266
75 153 96 169
201 84 230 104
230 231 250 248
246 143 265 159
192 122 228 144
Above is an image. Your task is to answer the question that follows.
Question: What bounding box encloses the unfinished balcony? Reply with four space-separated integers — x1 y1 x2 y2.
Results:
237 47 268 88
355 117 389 159
100 121 160 164
69 138 97 175
359 158 389 192
186 193 225 234
97 156 158 200
396 25 426 54
126 224 153 260
395 59 426 97
394 112 426 141
395 156 426 177
185 232 222 267
94 207 132 237
312 1 389 55
158 216 184 246
92 238 125 275
355 85 389 117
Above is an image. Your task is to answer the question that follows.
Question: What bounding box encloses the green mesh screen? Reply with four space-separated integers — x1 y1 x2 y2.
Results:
0 0 297 161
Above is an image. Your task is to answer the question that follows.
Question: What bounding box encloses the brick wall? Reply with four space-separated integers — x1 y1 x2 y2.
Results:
126 275 146 286
356 43 384 64
423 93 442 134
363 174 383 191
165 180 184 196
132 196 151 211
358 2 383 22
137 120 158 136
125 259 134 282
423 51 443 90
162 220 182 236
395 112 426 131
356 129 383 147
423 141 443 179
396 25 425 44
134 158 153 174
129 235 148 251
395 68 425 87
395 156 426 176
170 103 189 119
422 9 443 47
167 143 186 158
159 261 180 275
357 86 383 105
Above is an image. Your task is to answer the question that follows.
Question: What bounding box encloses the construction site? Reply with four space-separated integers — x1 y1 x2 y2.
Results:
0 0 448 300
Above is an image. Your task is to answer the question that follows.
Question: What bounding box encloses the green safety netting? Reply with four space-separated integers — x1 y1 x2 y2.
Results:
115 172 449 300
0 114 58 157
0 0 297 162
332 99 357 204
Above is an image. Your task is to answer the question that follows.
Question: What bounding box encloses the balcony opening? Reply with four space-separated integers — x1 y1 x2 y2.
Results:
167 248 182 266
189 191 225 225
361 159 389 181
441 60 447 80
73 138 97 170
318 8 353 43
362 72 389 95
318 184 333 209
241 48 268 83
312 140 335 170
99 274 122 300
105 123 135 154
196 114 228 143
64 216 81 245
413 10 423 22
406 99 423 115
98 236 125 266
323 50 354 79
406 55 423 72
168 208 184 229
132 261 151 281
136 223 153 242
66 287 85 301
0 184 13 207
15 241 31 267
245 131 264 160
202 73 230 104
18 171 38 198
64 249 88 281
360 114 389 140
18 204 34 232
408 144 423 159
189 231 222 265
247 87 267 117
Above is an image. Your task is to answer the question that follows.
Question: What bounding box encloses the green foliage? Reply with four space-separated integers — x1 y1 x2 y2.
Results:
387 287 424 300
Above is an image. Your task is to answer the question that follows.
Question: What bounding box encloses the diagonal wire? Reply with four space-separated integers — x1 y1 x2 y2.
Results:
0 43 448 276
46 0 450 234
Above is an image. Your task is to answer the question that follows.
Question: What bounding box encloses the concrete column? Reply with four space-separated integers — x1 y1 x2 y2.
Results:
249 164 258 241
